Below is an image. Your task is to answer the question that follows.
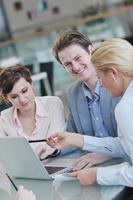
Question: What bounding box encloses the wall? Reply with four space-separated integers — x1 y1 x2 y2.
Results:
3 0 102 33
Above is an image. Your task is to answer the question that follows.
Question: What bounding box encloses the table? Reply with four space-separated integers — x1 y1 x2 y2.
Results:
0 178 125 200
0 151 130 200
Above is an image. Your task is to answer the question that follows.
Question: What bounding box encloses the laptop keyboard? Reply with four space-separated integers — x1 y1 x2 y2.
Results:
45 166 74 175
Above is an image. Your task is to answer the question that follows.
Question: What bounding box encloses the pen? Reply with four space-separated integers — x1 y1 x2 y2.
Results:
6 173 18 191
29 139 47 143
81 162 90 169
104 146 112 152
71 162 93 172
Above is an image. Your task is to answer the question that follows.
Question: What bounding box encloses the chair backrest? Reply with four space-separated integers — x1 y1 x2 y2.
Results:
25 64 34 74
25 62 54 96
0 102 10 113
124 36 133 45
39 62 54 96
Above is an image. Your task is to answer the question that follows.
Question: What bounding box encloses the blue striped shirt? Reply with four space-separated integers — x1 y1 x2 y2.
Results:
83 82 109 137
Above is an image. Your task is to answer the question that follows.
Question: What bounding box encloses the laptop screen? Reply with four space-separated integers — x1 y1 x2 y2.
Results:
45 166 66 174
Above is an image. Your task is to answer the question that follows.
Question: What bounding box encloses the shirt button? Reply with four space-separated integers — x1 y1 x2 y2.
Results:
99 132 103 136
96 117 99 120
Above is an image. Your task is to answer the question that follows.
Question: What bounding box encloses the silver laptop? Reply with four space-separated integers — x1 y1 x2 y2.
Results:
0 137 73 180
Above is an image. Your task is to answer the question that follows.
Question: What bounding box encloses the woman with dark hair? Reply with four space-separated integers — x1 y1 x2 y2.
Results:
0 65 66 159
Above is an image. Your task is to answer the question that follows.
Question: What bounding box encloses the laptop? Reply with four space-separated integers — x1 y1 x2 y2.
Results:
0 137 74 180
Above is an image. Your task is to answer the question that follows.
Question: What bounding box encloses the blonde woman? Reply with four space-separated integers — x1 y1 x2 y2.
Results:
48 38 133 187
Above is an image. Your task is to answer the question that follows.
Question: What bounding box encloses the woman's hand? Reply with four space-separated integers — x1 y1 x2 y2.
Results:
16 186 36 200
35 142 55 160
68 167 97 186
73 152 111 170
47 132 84 149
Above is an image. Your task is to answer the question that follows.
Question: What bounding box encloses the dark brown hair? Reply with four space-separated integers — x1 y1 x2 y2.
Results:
53 30 92 63
0 65 32 103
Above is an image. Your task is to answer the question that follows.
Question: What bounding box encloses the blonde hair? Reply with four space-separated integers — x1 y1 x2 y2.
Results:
91 38 133 78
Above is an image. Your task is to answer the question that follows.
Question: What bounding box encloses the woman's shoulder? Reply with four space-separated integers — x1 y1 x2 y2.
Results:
0 106 15 124
35 96 64 113
1 106 14 116
36 96 63 105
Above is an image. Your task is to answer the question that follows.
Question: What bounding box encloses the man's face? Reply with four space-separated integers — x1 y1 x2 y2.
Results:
58 44 96 82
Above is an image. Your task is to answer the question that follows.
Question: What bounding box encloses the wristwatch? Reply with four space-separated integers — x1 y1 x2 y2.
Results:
49 149 61 157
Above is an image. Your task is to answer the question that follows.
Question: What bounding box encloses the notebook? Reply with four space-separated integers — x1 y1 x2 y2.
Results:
0 137 74 180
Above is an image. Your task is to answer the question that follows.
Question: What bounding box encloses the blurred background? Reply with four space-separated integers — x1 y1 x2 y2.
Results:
0 0 133 114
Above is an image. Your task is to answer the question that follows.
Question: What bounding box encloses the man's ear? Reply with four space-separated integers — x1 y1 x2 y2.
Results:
88 45 94 55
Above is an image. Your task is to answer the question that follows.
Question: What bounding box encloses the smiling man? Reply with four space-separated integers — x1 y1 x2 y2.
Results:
53 30 120 169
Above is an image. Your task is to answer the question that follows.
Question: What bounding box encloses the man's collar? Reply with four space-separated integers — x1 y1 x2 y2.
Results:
83 81 100 99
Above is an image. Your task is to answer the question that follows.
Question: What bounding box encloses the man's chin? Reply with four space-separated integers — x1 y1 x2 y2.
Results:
75 75 88 81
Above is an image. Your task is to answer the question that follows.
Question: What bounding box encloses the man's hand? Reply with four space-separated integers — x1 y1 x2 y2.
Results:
16 186 36 200
68 167 97 186
73 152 111 170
